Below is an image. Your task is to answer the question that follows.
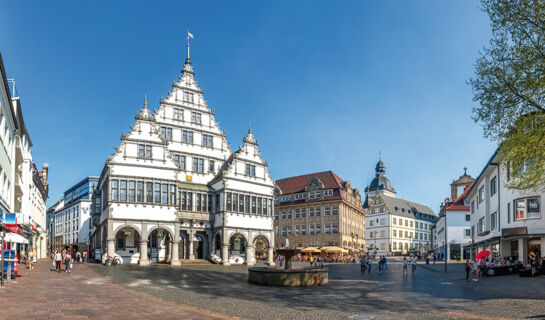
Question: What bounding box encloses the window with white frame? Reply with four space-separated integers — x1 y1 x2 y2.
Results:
490 176 497 196
491 212 497 230
173 108 183 120
478 185 485 203
245 164 256 177
191 111 201 124
183 91 194 103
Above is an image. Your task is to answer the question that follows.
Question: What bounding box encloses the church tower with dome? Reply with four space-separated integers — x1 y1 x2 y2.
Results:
363 157 437 256
365 158 396 198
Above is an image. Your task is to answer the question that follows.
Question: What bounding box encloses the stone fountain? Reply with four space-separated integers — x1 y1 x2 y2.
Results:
247 248 328 287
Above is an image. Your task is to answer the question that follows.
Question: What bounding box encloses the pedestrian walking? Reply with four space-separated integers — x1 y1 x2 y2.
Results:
83 251 88 263
76 251 81 263
383 256 388 270
366 256 372 273
54 250 62 273
65 251 72 273
471 260 479 282
360 256 366 273
402 256 409 276
410 256 417 275
28 249 34 270
309 255 314 268
465 259 471 280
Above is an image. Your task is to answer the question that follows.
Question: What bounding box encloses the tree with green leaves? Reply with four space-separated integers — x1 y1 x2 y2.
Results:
470 0 545 190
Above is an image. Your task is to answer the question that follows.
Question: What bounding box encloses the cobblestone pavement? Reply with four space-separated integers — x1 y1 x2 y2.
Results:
88 258 545 320
0 260 238 320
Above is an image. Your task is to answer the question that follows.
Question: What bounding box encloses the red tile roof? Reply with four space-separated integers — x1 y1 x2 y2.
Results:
445 183 473 211
275 171 344 194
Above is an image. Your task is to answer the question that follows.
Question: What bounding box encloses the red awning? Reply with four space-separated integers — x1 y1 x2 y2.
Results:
6 224 21 234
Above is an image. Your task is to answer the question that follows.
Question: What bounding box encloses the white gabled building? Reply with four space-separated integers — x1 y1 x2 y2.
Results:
465 149 545 264
364 159 437 256
90 44 275 266
433 169 475 261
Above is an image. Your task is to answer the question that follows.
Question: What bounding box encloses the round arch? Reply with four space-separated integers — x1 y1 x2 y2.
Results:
147 227 174 264
253 235 269 260
229 233 247 253
113 224 142 237
114 226 141 264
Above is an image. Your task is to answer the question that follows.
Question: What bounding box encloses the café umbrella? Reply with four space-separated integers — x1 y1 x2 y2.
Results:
476 250 490 260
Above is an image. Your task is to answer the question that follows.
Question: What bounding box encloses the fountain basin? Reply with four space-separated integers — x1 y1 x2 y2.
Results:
248 267 328 287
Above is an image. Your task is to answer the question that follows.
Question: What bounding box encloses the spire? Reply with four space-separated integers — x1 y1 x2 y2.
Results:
243 123 258 145
182 31 195 76
186 29 191 64
137 94 152 119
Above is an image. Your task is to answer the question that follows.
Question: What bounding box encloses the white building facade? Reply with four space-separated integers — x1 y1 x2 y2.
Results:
0 53 49 259
48 177 97 251
90 47 275 266
465 150 545 264
433 170 474 261
364 159 437 256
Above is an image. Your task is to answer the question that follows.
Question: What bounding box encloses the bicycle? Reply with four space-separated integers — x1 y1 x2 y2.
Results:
105 256 122 266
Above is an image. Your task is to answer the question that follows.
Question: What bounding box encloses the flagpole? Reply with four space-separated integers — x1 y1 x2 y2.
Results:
187 30 190 60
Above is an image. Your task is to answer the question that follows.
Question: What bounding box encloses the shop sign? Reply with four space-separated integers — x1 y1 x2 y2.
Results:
502 227 527 237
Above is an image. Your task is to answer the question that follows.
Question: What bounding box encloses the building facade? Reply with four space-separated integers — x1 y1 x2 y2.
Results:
364 159 437 256
274 171 365 250
48 177 97 251
90 46 275 266
433 169 474 261
465 149 545 264
0 52 49 258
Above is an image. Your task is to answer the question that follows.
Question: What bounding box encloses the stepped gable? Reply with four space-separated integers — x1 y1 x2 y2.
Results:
106 97 179 170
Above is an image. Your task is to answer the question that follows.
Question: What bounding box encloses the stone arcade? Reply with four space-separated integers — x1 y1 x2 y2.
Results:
89 45 275 266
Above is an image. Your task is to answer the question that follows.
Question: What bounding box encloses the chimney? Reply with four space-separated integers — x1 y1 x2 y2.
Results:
42 163 49 193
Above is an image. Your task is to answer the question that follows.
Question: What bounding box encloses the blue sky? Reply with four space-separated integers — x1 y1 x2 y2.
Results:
0 1 496 211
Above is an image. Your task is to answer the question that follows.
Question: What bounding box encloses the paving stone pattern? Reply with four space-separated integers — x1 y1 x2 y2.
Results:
0 260 237 320
3 258 545 320
90 259 545 320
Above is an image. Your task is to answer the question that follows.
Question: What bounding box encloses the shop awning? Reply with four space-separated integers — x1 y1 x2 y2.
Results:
4 232 29 244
